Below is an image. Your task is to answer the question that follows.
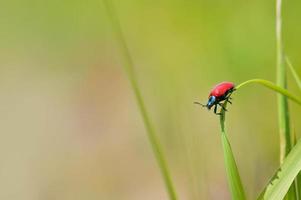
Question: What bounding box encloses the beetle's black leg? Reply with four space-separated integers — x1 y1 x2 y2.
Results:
214 105 222 115
218 103 227 111
226 98 232 104
214 104 217 114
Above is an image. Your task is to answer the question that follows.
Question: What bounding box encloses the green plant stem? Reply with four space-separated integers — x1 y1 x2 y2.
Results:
103 1 177 199
236 79 301 105
276 1 296 198
220 102 246 200
276 0 291 165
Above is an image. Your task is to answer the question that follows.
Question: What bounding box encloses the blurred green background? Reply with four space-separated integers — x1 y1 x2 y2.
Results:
1 0 301 199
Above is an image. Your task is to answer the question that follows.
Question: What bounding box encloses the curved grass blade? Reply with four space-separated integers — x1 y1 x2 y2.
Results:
286 56 301 91
257 138 301 200
103 1 177 199
220 102 246 200
236 79 301 106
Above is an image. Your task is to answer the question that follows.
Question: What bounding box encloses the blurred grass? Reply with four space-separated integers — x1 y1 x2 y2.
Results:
276 0 297 199
276 0 291 165
103 0 177 199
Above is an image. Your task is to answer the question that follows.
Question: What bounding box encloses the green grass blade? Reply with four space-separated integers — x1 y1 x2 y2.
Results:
257 138 301 200
276 0 295 198
286 56 301 91
103 1 177 199
236 79 301 106
276 0 291 164
219 102 246 200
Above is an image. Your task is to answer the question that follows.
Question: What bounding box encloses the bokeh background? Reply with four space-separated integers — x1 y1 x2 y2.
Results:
1 0 301 199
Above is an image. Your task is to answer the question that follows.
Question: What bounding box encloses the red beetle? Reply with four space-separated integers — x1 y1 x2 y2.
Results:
195 82 235 115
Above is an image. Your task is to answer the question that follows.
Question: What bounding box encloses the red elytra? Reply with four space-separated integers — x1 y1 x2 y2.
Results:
209 82 235 98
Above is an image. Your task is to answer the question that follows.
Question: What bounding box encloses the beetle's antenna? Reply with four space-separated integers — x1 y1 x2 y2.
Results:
194 101 206 107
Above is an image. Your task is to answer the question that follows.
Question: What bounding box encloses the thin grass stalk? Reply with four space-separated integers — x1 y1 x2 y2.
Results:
103 1 177 199
276 0 291 164
276 1 296 198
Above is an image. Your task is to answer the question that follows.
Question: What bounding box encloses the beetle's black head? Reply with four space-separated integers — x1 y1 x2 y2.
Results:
194 96 216 110
206 96 216 109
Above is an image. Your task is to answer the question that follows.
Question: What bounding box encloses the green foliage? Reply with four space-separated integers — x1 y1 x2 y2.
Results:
257 138 301 200
103 1 177 199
